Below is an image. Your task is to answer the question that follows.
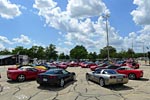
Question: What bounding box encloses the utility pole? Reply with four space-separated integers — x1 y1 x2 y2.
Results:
103 14 110 61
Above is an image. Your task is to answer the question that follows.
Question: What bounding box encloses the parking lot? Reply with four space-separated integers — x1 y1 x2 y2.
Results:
0 61 150 100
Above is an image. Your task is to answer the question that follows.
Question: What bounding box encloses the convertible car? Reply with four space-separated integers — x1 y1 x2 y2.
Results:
86 69 128 87
116 66 143 79
7 66 45 82
36 69 76 87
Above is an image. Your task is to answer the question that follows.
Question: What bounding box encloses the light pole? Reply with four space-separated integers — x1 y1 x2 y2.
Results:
103 14 110 61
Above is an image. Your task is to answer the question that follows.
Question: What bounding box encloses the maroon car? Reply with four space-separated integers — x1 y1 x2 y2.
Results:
90 63 108 71
80 62 97 68
69 61 79 67
56 62 68 69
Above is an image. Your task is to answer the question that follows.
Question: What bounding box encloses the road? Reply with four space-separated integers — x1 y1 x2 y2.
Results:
0 62 150 100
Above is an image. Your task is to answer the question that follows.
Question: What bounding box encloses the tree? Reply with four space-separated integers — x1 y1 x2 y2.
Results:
45 44 58 60
127 48 135 58
59 53 66 60
87 52 97 61
12 46 28 55
100 46 117 59
0 49 11 55
70 45 88 60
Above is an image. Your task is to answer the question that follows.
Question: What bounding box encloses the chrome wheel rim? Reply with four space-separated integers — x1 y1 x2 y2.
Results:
99 79 104 86
60 79 64 87
18 75 25 82
73 75 76 80
129 74 136 79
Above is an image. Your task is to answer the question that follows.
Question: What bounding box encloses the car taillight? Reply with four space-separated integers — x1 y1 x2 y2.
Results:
49 76 56 79
110 76 116 79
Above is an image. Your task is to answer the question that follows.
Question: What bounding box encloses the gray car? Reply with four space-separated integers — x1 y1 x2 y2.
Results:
86 69 128 87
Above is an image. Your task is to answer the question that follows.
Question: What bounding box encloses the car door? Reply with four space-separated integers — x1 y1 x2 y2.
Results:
117 68 126 74
93 69 101 83
62 70 71 82
27 68 38 79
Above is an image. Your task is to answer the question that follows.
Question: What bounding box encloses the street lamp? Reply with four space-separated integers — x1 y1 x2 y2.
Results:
103 14 110 61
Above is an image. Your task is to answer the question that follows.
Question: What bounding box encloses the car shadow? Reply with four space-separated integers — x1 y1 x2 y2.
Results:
133 77 149 81
7 79 36 84
88 80 133 91
37 80 77 91
105 84 133 91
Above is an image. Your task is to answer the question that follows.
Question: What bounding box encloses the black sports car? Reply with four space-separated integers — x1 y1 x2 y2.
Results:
36 69 76 87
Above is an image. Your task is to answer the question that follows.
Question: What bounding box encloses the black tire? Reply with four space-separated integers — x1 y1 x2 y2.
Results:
59 79 65 87
86 74 89 81
17 74 25 82
128 73 136 80
72 75 76 81
99 78 105 87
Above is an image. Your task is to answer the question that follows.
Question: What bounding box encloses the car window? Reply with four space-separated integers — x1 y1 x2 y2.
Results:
19 68 26 71
103 70 117 74
118 68 126 70
94 69 101 74
62 70 69 74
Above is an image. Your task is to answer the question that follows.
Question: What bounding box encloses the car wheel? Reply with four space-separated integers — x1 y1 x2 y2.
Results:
73 75 76 81
40 83 44 86
17 74 25 82
128 73 136 79
99 78 105 87
59 79 65 87
86 74 89 81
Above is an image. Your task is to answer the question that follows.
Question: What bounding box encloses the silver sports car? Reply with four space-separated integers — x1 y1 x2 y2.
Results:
86 69 128 87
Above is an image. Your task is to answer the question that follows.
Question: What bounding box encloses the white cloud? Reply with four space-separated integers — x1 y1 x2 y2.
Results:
0 35 12 44
33 0 124 53
131 0 150 25
33 0 150 53
129 0 150 52
56 46 70 55
0 43 5 50
13 34 31 45
67 0 109 18
0 0 21 19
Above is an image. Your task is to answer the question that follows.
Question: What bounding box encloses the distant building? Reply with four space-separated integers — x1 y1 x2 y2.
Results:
0 55 29 65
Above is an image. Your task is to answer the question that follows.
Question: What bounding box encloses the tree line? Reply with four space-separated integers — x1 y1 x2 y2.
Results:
0 44 149 61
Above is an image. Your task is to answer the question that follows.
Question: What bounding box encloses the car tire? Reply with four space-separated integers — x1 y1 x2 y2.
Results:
86 74 89 81
17 74 25 82
73 75 76 81
128 73 136 80
99 78 105 87
40 83 44 86
59 79 65 87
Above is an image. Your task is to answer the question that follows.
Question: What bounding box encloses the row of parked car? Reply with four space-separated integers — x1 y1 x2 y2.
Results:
6 59 143 87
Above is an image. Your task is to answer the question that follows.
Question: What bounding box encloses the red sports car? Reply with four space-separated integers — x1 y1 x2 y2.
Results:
80 62 97 68
69 61 79 67
126 62 140 69
7 66 45 82
116 66 143 79
90 63 108 71
56 62 68 69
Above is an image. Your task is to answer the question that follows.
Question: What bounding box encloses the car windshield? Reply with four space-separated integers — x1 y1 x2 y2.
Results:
45 69 62 74
104 70 117 74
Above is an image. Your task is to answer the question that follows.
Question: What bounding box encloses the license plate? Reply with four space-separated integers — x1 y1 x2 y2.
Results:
117 78 122 82
43 78 48 82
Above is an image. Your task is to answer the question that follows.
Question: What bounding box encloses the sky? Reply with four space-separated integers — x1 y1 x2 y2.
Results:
0 0 150 54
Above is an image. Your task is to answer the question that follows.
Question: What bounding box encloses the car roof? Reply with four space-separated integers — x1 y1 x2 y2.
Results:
47 68 63 71
20 66 33 69
119 66 130 68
